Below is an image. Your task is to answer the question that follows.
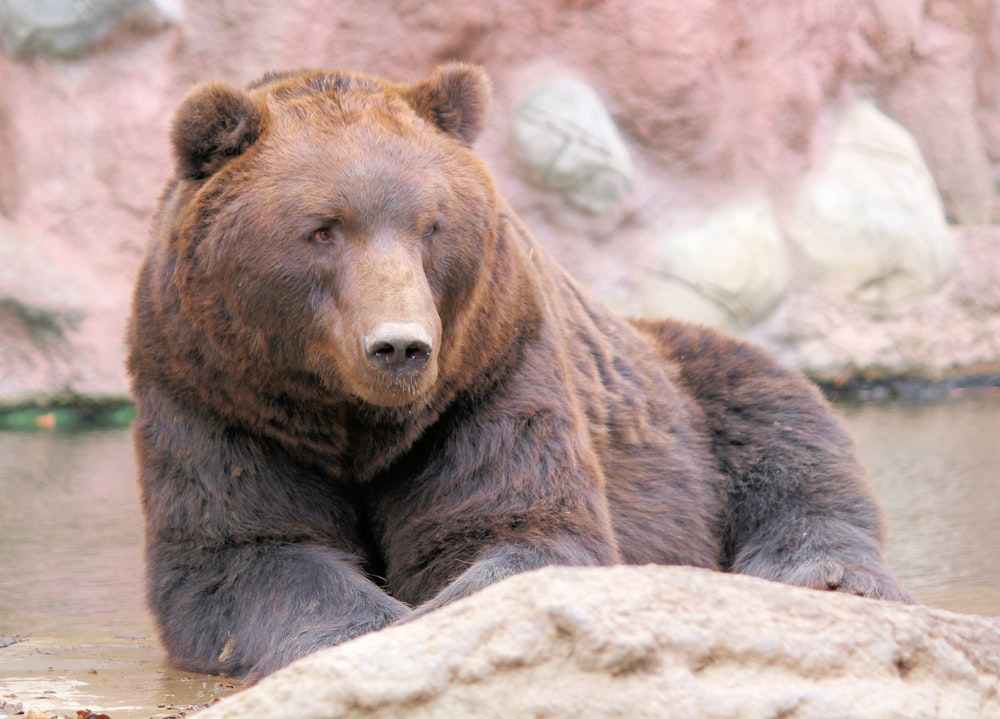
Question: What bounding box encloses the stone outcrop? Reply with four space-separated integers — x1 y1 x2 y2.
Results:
0 0 177 58
748 225 1000 383
511 76 633 227
778 100 956 306
639 195 790 331
0 0 999 405
0 219 83 400
873 0 999 224
193 566 1000 719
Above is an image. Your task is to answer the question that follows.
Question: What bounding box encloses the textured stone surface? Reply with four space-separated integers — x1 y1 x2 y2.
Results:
194 566 1000 719
640 195 790 330
779 100 956 305
749 225 1000 381
511 77 633 222
0 219 82 324
0 220 83 400
0 0 176 58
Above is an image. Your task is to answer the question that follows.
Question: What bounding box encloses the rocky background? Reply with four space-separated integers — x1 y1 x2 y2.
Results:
1 0 999 406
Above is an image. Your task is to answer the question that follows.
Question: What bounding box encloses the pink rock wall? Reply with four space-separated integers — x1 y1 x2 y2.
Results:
0 0 997 403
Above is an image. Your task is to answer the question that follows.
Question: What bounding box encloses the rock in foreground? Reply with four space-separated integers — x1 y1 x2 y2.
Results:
194 566 1000 719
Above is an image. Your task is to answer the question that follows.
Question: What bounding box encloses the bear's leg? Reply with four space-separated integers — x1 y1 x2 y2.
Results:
724 490 915 603
135 392 410 680
728 440 914 601
720 410 914 601
148 542 410 680
645 321 914 602
370 396 622 612
409 539 604 617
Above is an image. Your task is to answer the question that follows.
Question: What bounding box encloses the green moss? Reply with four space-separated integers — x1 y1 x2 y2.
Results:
0 402 136 432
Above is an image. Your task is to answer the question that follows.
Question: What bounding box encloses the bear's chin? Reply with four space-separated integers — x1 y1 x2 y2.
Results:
354 388 428 409
347 367 439 409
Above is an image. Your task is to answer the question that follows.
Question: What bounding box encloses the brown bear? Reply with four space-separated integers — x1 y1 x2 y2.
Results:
127 63 912 681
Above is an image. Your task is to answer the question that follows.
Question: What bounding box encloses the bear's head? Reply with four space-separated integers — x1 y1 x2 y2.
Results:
162 64 500 409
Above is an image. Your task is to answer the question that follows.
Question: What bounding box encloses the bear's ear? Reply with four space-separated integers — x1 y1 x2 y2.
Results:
403 63 491 146
170 81 265 180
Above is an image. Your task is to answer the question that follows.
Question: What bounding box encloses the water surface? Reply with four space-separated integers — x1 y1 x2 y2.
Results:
841 393 1000 615
0 395 997 715
0 430 227 718
0 430 147 638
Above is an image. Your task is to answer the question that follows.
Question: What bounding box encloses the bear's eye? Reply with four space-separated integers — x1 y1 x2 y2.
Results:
310 223 339 244
422 222 440 239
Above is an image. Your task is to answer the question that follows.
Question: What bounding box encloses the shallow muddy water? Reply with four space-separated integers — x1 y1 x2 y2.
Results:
0 430 232 718
0 395 998 716
839 393 1000 615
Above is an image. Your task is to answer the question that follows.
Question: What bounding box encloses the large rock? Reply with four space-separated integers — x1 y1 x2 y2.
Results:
0 219 82 325
194 566 1000 719
0 221 84 401
639 195 790 330
749 225 1000 382
0 0 176 58
511 76 633 224
779 100 956 306
873 0 997 224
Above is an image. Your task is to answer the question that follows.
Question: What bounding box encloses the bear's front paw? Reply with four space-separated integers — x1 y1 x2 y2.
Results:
780 559 915 603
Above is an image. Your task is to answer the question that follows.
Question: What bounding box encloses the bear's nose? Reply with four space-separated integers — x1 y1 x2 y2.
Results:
363 322 433 374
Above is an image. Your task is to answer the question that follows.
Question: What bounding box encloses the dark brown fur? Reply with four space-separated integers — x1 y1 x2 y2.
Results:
127 63 911 681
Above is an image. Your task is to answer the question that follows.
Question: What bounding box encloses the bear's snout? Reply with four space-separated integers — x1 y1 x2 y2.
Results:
363 322 434 375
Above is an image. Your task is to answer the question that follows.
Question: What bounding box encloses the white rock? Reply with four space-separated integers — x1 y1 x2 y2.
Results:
779 100 956 305
195 566 1000 719
511 77 633 220
0 0 174 57
640 196 790 330
748 225 1000 381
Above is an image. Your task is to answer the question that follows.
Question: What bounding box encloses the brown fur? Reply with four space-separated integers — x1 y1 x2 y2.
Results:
127 63 911 681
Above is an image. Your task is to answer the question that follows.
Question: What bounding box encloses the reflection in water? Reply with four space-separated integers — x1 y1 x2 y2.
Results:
0 430 149 637
0 396 997 642
840 394 1000 615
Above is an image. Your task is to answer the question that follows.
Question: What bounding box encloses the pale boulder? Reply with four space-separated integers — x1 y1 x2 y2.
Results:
749 225 1000 382
640 196 790 330
0 0 177 57
511 77 633 223
193 566 1000 719
779 100 956 305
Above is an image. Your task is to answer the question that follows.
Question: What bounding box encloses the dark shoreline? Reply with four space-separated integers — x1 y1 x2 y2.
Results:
817 374 1000 403
1 374 999 431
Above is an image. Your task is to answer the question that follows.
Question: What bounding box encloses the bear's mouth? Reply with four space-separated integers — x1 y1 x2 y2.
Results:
306 314 442 408
347 321 441 407
348 362 440 408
